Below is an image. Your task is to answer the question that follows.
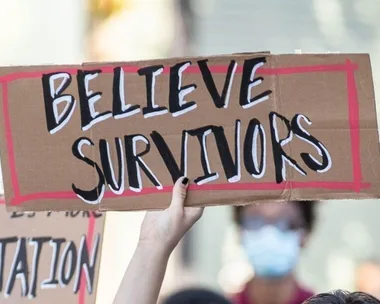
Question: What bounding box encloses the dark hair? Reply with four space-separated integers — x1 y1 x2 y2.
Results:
162 288 231 304
233 200 317 232
304 290 380 304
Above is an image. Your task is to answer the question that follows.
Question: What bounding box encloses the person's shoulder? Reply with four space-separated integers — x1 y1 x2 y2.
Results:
230 284 251 304
295 283 314 302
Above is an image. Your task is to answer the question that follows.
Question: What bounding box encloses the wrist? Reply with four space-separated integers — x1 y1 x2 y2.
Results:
137 239 173 260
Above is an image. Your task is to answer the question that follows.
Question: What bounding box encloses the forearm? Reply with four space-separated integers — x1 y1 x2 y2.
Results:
113 241 171 304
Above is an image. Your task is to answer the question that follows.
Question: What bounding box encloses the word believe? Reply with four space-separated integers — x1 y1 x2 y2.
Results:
42 58 271 133
42 57 332 205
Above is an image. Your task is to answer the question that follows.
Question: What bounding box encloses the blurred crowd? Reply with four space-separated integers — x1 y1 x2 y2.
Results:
161 200 380 303
112 179 380 304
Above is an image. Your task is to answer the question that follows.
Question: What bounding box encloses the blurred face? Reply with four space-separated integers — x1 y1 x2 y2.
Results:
240 203 308 279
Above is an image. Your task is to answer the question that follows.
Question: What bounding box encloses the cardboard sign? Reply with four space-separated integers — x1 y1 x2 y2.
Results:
0 199 104 302
0 53 379 211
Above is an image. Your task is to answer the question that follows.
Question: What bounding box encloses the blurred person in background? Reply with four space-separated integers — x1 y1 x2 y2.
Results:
114 184 380 304
355 260 380 300
233 201 317 304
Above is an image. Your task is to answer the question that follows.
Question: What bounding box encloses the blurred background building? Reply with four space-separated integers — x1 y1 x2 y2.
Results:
0 0 380 303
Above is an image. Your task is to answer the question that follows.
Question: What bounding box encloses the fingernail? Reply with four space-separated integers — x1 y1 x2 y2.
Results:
182 177 189 185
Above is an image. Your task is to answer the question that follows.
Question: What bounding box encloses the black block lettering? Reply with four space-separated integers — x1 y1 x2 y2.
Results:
138 65 168 118
244 119 266 178
42 72 76 134
72 137 105 204
291 114 332 173
5 238 29 297
240 57 272 109
150 130 188 183
73 234 100 294
10 212 24 219
269 112 306 183
0 237 17 292
124 134 162 192
113 67 140 119
77 70 112 131
70 211 81 218
28 237 50 298
169 61 197 117
212 121 241 182
197 59 237 108
188 126 219 185
59 241 77 287
41 238 66 289
100 138 125 195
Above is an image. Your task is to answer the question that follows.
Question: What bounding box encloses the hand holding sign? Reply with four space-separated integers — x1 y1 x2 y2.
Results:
139 177 203 252
114 177 203 304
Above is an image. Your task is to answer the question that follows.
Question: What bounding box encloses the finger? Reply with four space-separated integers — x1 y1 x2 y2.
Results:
170 177 189 210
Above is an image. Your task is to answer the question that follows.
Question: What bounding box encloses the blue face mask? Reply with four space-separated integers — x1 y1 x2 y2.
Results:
242 225 301 278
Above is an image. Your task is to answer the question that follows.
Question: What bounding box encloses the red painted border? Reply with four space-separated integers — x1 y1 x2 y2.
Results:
8 181 371 205
78 215 96 304
0 61 366 207
0 63 351 82
2 84 19 197
0 60 366 303
345 59 362 192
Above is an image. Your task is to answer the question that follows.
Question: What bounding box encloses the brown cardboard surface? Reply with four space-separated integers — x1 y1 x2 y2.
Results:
0 199 104 302
0 53 379 211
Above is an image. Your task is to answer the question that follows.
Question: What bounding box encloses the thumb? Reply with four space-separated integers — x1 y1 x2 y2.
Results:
170 177 189 210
